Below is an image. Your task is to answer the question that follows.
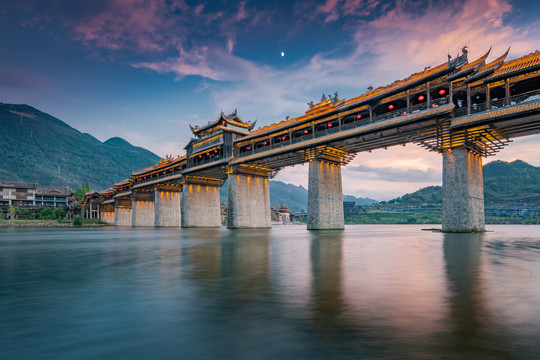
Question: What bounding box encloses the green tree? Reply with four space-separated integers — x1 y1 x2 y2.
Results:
8 205 16 219
74 181 91 201
40 207 54 220
14 207 29 219
53 207 66 220
73 216 83 226
0 208 3 219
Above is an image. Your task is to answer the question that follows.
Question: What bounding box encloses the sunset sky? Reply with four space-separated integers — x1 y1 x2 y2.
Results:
1 0 540 200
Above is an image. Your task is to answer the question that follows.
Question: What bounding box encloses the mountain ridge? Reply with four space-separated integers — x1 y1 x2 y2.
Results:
0 103 161 190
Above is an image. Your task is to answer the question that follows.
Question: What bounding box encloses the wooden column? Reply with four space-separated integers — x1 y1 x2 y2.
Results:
486 84 491 110
467 85 471 114
505 79 510 106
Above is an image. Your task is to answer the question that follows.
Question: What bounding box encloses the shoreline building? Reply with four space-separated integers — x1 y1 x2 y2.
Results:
0 181 73 209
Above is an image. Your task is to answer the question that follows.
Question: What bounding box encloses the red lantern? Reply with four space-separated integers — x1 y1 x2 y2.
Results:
263 142 267 145
214 150 218 153
328 123 332 127
388 104 394 110
418 95 425 101
356 114 362 120
282 136 286 140
304 130 309 134
206 152 210 156
247 147 251 151
402 111 407 115
198 155 202 158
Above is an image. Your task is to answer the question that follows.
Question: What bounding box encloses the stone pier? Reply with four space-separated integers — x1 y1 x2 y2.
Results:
307 159 344 230
442 147 485 232
100 204 115 224
114 199 132 226
132 190 155 227
227 170 271 229
154 186 181 227
181 176 222 228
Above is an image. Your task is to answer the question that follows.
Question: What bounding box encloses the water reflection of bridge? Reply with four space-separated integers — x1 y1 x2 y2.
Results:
168 227 524 358
87 48 540 231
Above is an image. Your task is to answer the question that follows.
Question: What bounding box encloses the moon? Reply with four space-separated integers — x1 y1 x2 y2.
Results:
281 51 285 57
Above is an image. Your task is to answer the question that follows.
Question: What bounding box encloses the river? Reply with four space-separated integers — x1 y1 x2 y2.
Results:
1 225 539 359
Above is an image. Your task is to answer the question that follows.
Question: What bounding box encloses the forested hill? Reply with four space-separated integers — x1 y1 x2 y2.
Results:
386 160 540 206
0 103 161 190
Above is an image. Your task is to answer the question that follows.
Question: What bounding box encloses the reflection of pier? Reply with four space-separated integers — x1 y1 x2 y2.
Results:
442 234 512 358
309 231 348 338
86 48 540 232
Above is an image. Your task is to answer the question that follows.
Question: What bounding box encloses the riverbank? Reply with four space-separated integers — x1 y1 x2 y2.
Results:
0 220 106 227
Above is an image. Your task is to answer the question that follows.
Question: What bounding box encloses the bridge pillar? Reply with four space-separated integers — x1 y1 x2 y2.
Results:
132 190 155 227
307 159 344 230
442 147 485 232
100 204 115 224
154 186 181 227
114 199 132 226
227 168 271 229
181 177 222 228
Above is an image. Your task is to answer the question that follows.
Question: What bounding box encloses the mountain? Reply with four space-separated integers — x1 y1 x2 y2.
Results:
386 160 540 207
0 103 161 190
219 180 377 212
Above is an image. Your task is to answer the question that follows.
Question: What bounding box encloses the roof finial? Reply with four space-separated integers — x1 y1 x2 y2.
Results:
321 93 327 102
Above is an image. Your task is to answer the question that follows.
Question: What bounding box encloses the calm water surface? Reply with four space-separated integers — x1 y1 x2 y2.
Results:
1 225 540 359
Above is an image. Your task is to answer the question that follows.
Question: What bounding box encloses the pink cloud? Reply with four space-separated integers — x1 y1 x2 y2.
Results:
235 1 249 22
73 0 182 52
132 46 220 80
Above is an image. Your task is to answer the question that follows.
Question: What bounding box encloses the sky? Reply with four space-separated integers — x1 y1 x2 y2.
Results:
1 0 540 200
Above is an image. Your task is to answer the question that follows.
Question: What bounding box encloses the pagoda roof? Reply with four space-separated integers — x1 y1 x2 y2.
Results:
114 179 131 187
448 48 491 81
131 156 186 176
487 50 540 82
190 110 255 136
465 48 509 83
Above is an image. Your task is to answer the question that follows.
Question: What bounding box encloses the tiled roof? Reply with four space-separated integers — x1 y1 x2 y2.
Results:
343 62 449 107
451 101 540 128
465 48 509 83
487 50 540 81
448 48 491 81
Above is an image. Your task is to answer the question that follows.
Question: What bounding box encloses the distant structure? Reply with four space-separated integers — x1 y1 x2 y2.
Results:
0 181 73 209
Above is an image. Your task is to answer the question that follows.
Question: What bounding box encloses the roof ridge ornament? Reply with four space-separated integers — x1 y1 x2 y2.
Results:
448 45 468 68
